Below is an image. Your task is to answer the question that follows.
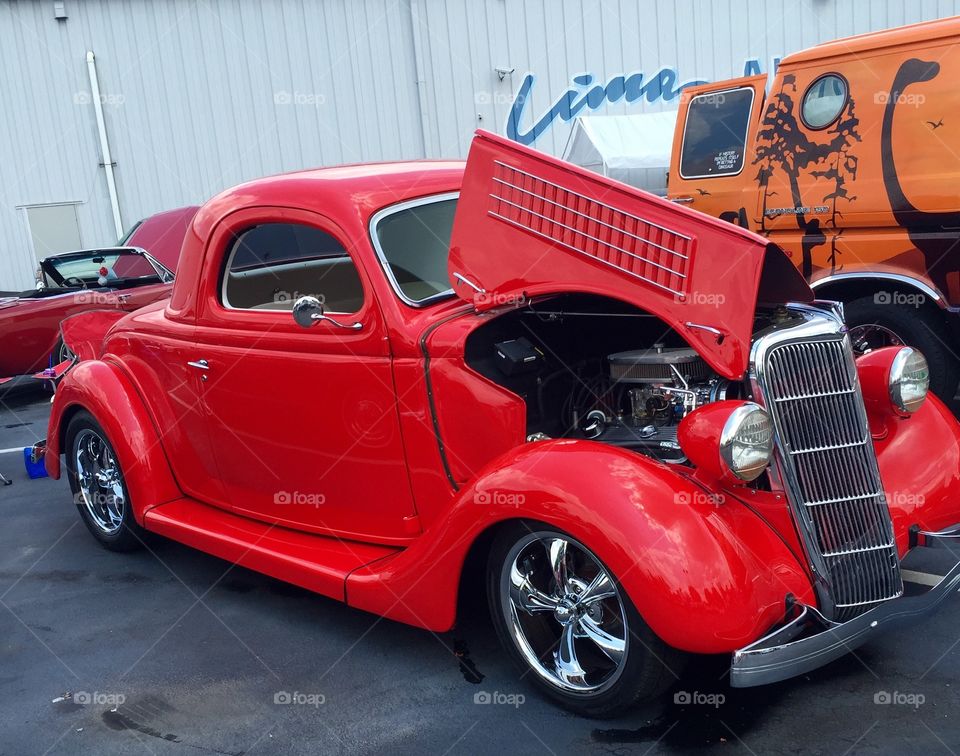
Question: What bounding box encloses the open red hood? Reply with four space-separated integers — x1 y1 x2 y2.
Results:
448 130 811 379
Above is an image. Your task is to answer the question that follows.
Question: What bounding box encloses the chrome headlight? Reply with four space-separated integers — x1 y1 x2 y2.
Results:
889 347 929 415
719 404 774 481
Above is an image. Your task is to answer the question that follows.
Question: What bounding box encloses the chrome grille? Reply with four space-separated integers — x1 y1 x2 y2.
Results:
761 334 902 621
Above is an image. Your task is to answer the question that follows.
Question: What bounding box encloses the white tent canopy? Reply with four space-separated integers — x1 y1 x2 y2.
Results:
562 111 679 196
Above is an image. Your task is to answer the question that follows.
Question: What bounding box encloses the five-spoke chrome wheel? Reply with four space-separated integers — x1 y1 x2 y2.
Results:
74 428 126 535
500 532 628 695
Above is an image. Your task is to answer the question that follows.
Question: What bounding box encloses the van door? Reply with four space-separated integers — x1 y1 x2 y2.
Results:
667 75 767 228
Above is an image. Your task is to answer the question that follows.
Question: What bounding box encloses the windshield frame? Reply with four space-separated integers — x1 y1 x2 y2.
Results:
368 191 459 308
41 246 174 288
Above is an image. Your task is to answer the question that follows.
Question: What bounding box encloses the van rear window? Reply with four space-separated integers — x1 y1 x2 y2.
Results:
679 87 754 179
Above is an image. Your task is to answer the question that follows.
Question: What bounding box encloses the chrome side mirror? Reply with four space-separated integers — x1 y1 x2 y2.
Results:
292 296 362 330
293 295 324 328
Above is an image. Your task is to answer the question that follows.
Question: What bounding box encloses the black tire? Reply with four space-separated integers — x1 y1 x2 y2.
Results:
65 411 145 552
486 521 682 718
845 296 960 402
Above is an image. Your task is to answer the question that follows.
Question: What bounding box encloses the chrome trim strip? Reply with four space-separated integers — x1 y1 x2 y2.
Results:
811 272 945 305
490 177 689 260
488 212 686 297
368 192 459 309
488 194 689 278
492 159 693 241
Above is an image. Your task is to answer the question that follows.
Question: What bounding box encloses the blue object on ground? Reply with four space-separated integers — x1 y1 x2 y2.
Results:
23 448 48 479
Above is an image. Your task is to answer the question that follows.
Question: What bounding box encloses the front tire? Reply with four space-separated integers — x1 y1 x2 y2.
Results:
845 297 960 401
487 523 680 717
65 411 144 552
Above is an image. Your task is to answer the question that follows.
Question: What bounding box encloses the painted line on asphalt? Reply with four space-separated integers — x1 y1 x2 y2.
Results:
0 447 28 455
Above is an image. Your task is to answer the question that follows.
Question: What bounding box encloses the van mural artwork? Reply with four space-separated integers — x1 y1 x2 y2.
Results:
664 17 960 402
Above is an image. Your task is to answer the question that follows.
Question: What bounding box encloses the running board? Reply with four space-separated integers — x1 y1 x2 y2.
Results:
143 499 400 601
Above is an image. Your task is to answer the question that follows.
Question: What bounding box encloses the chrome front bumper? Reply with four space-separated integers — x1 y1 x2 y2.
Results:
731 526 960 688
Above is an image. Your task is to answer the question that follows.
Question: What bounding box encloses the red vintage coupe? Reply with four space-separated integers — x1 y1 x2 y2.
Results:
44 132 960 716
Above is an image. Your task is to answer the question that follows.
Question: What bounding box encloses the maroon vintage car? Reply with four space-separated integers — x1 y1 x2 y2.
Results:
120 205 199 272
0 246 173 380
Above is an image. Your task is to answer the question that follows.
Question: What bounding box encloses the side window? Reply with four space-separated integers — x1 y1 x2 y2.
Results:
801 74 848 129
222 223 364 313
679 87 754 179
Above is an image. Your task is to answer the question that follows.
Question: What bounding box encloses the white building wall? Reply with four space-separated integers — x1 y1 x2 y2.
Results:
0 0 958 289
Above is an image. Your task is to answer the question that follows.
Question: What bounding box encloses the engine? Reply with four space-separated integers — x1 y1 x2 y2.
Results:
575 344 741 462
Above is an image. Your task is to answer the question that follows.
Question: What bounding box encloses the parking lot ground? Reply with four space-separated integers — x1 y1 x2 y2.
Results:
1 387 960 755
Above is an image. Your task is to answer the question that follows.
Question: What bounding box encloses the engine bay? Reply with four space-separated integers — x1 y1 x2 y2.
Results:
465 294 781 465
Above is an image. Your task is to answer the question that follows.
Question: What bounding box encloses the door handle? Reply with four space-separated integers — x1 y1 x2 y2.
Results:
187 359 209 370
670 196 694 204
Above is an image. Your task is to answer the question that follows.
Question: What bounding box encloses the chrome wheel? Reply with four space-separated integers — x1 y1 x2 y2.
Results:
849 323 904 355
56 340 74 363
501 532 628 695
74 429 125 535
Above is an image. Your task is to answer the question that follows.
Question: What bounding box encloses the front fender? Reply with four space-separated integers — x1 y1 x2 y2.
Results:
346 440 813 652
46 359 181 523
874 391 960 552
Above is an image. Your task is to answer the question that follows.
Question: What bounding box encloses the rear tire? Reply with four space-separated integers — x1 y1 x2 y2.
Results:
65 411 145 552
486 522 681 718
845 297 960 402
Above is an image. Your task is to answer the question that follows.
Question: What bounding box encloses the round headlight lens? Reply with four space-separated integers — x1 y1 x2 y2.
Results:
889 347 929 414
720 404 774 481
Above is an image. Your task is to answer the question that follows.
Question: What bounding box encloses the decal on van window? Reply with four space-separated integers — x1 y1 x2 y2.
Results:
679 87 754 179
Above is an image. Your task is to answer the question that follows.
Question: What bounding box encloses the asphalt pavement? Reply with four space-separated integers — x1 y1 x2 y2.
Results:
1 386 958 755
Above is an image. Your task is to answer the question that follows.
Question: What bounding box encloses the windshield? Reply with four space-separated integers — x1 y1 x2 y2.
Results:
371 194 457 305
46 249 172 288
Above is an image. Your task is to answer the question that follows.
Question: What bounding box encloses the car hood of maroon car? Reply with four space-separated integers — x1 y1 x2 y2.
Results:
447 130 812 380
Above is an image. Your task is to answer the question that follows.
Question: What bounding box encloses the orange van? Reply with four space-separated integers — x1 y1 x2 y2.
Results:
667 16 960 400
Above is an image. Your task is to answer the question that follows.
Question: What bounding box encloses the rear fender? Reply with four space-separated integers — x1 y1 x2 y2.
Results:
46 359 180 523
60 310 128 361
346 439 813 652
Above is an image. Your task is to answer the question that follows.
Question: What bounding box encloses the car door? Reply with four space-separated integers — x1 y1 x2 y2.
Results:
191 207 418 543
667 74 767 227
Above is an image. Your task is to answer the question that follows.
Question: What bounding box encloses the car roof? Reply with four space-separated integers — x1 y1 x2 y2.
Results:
782 15 960 66
192 160 465 237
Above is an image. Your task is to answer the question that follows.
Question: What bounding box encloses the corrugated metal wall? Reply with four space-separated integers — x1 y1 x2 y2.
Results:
1 0 958 288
